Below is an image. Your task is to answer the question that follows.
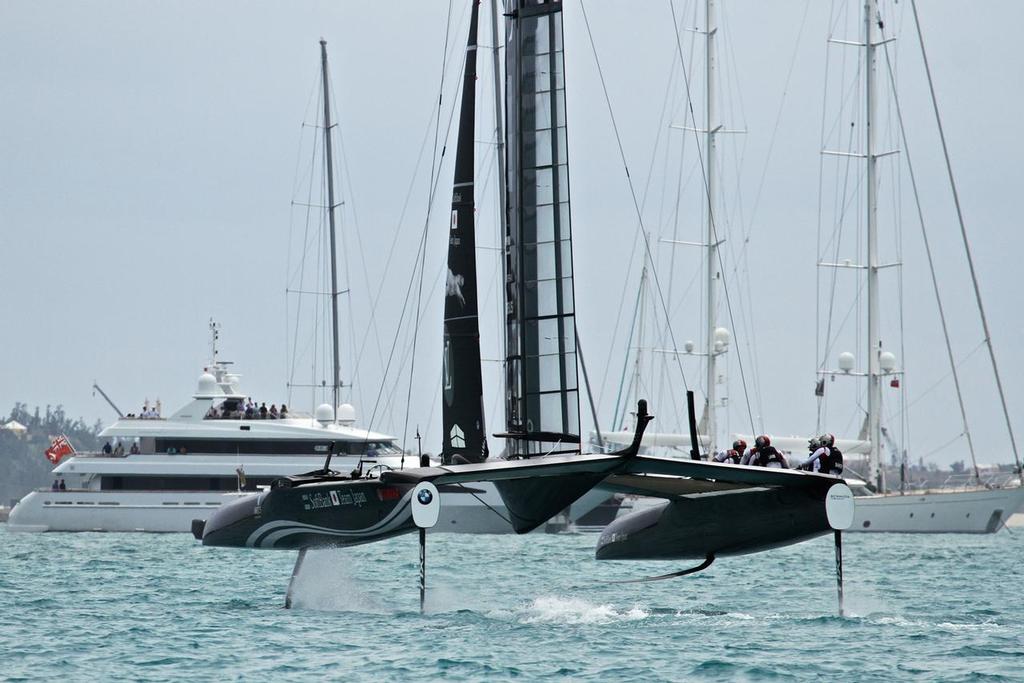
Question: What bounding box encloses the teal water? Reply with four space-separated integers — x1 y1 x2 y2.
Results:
1 525 1021 681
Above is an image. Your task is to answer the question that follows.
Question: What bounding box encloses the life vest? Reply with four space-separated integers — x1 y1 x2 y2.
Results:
753 447 785 468
726 449 742 464
825 447 844 474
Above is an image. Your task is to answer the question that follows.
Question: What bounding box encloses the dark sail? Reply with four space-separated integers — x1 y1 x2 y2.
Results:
504 0 579 458
442 0 488 465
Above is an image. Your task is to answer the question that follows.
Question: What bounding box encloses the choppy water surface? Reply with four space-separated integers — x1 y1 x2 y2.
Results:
2 525 1022 681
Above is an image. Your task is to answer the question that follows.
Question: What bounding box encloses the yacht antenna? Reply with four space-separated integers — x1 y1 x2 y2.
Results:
864 0 884 493
320 39 343 424
209 318 221 365
91 382 125 419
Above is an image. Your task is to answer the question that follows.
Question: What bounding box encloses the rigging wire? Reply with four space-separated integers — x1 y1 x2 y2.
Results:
878 29 979 479
908 0 1021 474
401 0 463 458
599 19 694 426
578 0 693 409
665 0 755 435
360 2 468 454
606 20 693 430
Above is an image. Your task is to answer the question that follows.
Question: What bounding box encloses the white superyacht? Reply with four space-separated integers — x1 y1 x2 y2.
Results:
8 361 512 534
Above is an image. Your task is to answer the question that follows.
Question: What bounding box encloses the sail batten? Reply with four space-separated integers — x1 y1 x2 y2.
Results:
442 0 487 465
505 0 579 458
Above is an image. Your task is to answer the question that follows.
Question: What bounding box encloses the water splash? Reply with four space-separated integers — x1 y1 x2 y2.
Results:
285 549 386 613
517 595 650 625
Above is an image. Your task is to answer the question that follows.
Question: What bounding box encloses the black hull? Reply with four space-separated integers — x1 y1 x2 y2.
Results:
201 479 418 549
596 487 832 560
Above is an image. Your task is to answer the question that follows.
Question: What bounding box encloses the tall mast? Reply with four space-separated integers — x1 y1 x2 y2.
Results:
489 0 507 228
864 2 884 491
704 0 719 455
319 40 342 421
633 263 648 428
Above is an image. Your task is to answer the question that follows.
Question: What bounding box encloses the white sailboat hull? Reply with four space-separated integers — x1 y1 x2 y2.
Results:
7 485 515 534
848 486 1024 533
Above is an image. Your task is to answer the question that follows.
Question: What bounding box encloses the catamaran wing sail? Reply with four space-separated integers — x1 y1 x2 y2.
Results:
443 0 488 465
504 0 580 458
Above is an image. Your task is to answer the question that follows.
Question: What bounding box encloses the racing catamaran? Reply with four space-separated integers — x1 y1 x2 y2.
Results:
198 0 854 611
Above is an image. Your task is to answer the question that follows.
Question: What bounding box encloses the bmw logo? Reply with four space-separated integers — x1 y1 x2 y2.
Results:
417 488 434 505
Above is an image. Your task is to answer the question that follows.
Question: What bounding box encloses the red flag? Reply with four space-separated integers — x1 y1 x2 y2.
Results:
45 434 75 464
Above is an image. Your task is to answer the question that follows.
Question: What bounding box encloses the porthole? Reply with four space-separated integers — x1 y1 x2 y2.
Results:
930 513 935 518
862 520 871 528
909 513 914 518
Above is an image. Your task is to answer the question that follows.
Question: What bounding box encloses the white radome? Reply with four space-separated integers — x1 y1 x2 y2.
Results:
337 403 356 425
879 351 897 373
714 326 731 347
195 373 219 397
838 352 855 372
314 403 334 424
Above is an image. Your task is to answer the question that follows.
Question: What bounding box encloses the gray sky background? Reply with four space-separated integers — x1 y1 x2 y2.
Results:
2 1 1022 468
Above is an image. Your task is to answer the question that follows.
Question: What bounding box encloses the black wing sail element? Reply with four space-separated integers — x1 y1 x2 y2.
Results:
442 0 488 465
504 0 579 458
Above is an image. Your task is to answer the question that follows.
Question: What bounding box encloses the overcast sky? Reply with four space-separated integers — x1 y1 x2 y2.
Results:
3 1 1023 468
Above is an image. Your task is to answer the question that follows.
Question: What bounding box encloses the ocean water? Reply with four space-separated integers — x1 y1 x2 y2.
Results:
1 525 1021 681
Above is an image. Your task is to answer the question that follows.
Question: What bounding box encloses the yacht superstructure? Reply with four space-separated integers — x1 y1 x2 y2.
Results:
8 363 511 533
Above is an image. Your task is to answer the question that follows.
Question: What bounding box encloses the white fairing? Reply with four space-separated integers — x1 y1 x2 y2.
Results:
412 482 440 529
825 483 855 530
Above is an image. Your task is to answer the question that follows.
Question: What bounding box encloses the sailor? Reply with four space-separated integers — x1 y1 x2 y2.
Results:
713 439 746 465
820 433 843 475
58 479 67 490
746 435 788 468
798 434 842 475
51 479 59 491
102 441 113 454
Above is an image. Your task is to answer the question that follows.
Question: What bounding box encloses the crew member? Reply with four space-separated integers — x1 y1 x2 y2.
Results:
799 433 843 475
821 433 843 475
746 435 788 468
713 439 746 465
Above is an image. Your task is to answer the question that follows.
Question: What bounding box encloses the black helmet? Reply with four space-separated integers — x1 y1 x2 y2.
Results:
755 435 770 449
733 439 747 452
819 433 835 448
808 436 820 450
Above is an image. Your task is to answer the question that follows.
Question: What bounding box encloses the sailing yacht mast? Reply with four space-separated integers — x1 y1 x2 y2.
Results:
489 0 506 226
863 2 884 491
319 39 343 422
704 0 720 455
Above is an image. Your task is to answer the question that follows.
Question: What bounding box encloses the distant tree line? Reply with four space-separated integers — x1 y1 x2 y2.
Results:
0 403 103 506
